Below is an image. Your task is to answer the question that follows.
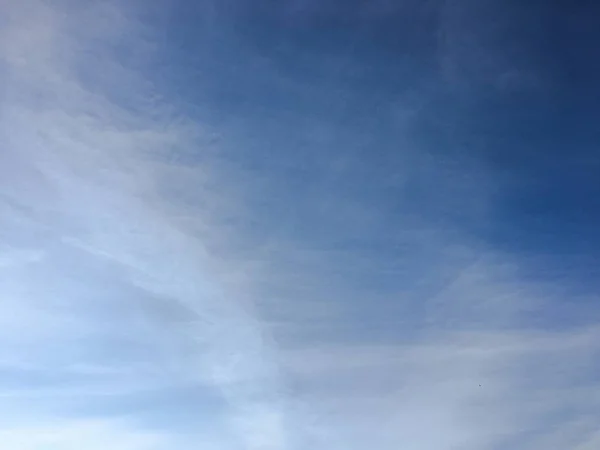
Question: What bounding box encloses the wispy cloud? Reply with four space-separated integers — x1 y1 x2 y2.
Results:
1 1 599 449
1 1 302 448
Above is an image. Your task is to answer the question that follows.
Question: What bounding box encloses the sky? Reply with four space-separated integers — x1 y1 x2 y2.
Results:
1 0 600 449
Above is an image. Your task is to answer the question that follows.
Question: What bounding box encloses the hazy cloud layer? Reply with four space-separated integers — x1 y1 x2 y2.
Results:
1 1 599 449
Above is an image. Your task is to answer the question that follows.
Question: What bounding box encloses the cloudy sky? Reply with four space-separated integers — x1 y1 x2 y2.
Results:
1 0 600 449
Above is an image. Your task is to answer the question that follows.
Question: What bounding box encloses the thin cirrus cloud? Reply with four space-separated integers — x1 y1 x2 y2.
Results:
1 1 599 450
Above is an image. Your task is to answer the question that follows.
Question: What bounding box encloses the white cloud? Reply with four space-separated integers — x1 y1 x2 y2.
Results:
0 418 168 450
0 1 291 448
278 325 600 449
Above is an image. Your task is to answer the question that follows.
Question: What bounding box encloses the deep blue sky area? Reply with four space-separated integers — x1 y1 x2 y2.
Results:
156 0 600 293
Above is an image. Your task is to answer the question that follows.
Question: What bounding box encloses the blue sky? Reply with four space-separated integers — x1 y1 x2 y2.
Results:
1 0 600 449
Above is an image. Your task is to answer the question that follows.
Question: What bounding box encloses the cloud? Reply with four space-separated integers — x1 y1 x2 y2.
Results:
1 0 289 448
0 418 169 450
279 326 600 446
1 1 599 450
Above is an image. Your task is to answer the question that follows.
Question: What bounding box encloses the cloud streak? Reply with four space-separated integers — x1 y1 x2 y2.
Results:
1 1 290 448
